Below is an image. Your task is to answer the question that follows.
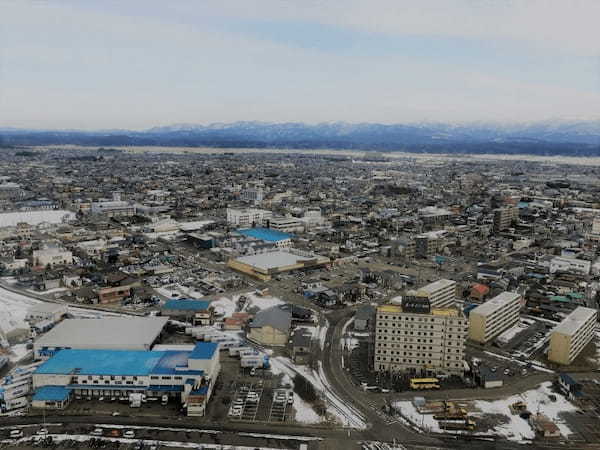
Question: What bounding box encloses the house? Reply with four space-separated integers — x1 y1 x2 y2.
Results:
470 283 490 301
354 305 375 331
291 328 313 364
74 286 98 304
223 312 252 330
247 306 291 347
557 373 582 400
25 303 68 325
530 414 561 438
162 299 213 325
98 285 131 304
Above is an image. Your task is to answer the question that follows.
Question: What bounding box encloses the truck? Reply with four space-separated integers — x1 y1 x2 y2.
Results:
229 346 251 357
1 395 29 412
239 349 260 358
438 419 476 431
241 355 270 369
129 393 143 408
216 339 240 350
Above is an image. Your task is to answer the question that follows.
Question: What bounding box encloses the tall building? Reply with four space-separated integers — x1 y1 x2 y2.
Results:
493 207 518 232
468 292 522 344
226 207 272 228
240 187 264 204
374 300 467 376
414 231 447 258
405 279 457 309
548 307 597 365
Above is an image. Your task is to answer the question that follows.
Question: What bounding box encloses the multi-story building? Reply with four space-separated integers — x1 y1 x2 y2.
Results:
405 279 457 309
493 207 518 232
468 292 522 344
374 300 467 376
90 200 136 217
226 207 272 227
240 187 264 204
415 231 446 258
269 216 304 233
32 248 73 268
548 306 597 365
549 256 591 275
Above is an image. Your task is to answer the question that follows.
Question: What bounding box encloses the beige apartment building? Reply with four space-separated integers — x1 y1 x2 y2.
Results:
548 306 597 365
374 303 467 376
405 279 457 309
468 292 522 344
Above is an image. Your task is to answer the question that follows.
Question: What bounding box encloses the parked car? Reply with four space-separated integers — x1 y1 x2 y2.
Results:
123 430 135 439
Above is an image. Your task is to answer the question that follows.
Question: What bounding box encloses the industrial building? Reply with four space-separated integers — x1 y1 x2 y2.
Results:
227 249 330 281
548 306 597 365
162 299 213 325
31 342 220 415
374 300 467 376
405 279 457 309
468 292 522 344
236 227 292 248
33 317 169 360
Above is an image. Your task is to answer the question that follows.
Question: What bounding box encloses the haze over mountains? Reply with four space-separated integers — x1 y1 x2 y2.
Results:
1 120 600 156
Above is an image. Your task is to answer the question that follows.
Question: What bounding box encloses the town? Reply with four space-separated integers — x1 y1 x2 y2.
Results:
0 146 600 449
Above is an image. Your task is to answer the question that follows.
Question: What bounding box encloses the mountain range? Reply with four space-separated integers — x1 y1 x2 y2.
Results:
1 120 600 156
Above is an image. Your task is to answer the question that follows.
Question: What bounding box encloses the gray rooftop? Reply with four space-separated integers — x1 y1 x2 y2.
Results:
35 317 169 349
235 250 314 270
553 306 597 337
250 306 292 333
471 291 521 317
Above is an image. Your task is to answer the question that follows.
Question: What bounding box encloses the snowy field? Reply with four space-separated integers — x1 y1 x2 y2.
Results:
0 210 75 227
472 382 578 440
270 356 367 429
394 382 579 442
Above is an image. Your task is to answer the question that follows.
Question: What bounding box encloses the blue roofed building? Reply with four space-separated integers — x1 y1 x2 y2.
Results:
237 227 292 248
162 299 214 325
32 342 220 416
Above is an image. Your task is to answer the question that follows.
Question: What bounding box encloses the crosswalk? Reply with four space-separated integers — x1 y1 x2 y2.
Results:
366 400 401 425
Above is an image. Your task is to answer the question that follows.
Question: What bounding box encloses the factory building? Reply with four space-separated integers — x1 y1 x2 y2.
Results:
548 307 597 365
31 342 220 415
33 317 168 360
374 299 467 376
405 279 457 309
468 292 522 344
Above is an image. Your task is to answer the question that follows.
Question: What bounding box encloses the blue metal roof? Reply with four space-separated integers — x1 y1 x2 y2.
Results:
163 299 211 311
189 342 218 360
150 351 190 375
35 349 164 376
237 227 292 242
33 385 70 402
190 385 209 396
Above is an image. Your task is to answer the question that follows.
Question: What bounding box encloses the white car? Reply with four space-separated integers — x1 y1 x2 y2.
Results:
90 429 103 436
229 406 243 417
36 428 48 437
9 430 23 439
123 430 135 439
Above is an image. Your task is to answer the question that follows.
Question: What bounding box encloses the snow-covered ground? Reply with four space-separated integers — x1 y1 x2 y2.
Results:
243 292 284 311
211 296 237 317
472 382 578 441
0 210 75 227
270 356 367 429
7 343 31 362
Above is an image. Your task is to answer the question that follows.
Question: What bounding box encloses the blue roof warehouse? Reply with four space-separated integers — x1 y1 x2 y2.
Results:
31 342 220 416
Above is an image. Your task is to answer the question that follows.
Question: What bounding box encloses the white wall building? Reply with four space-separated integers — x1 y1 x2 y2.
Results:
550 257 591 275
32 248 73 267
468 292 522 344
226 208 272 227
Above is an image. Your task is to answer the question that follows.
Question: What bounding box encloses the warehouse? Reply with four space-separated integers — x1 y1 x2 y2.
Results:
31 342 219 416
162 299 213 325
33 317 168 360
548 306 597 365
468 292 522 344
227 249 330 281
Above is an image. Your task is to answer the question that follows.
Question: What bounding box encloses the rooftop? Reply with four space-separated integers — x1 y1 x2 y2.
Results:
553 306 597 336
234 250 317 271
163 299 211 311
470 292 521 317
35 317 169 349
237 227 292 242
33 385 70 402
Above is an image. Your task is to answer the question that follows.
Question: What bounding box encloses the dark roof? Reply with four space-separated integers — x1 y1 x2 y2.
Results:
250 306 292 333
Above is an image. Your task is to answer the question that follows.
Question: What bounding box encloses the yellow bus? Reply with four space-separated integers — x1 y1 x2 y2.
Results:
409 378 440 390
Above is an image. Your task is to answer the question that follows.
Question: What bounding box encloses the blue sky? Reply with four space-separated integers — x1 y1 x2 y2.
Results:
1 0 599 129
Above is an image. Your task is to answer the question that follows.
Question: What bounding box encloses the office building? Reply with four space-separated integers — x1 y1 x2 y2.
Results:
374 301 467 376
549 257 591 275
468 292 522 344
269 216 304 233
548 307 597 365
240 187 264 204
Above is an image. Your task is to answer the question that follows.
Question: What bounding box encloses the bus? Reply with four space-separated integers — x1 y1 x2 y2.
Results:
409 378 440 390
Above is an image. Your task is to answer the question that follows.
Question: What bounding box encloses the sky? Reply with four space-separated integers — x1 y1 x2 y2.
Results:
1 0 599 130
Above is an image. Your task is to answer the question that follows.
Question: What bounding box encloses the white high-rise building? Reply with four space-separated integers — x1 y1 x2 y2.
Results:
226 208 272 228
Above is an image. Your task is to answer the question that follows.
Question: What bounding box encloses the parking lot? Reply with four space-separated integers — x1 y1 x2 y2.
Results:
228 381 294 423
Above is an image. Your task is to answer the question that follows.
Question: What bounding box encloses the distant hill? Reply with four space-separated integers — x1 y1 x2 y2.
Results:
2 120 600 156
